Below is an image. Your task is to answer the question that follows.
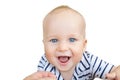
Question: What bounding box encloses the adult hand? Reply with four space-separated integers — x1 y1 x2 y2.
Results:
106 65 120 80
23 71 56 80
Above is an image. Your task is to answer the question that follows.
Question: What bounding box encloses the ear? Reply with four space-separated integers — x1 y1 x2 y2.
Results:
83 39 87 51
42 39 45 44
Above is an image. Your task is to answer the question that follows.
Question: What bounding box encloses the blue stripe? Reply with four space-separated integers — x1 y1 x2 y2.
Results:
86 67 90 70
39 61 44 65
58 73 61 80
50 67 54 72
100 63 108 78
80 61 87 69
109 65 114 73
83 53 90 66
42 56 46 62
90 55 93 61
78 67 83 72
54 67 56 75
73 75 77 80
45 63 50 71
92 57 98 69
75 67 79 75
38 65 43 68
93 60 102 77
78 73 91 78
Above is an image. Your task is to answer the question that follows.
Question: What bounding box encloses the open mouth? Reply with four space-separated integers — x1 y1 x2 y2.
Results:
58 56 71 63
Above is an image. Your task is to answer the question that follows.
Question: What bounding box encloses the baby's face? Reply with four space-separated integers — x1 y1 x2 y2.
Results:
43 10 87 72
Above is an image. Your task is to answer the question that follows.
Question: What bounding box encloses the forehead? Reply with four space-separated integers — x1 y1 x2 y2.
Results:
43 8 85 28
43 6 86 38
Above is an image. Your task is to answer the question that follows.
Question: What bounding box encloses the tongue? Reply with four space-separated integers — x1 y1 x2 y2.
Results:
58 56 69 63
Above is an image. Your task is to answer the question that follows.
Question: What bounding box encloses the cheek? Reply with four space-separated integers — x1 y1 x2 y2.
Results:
73 49 83 62
44 43 55 55
72 44 85 62
45 49 54 64
72 50 83 66
44 45 56 63
45 47 54 58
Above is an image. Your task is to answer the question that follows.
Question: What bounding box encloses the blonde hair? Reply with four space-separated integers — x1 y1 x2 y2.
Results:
47 5 83 17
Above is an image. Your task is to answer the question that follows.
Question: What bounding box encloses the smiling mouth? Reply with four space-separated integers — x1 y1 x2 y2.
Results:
58 56 71 63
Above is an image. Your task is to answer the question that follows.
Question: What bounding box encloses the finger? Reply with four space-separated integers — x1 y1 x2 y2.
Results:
47 72 56 78
37 71 56 78
23 71 56 80
106 72 116 79
23 72 43 80
23 72 51 80
38 77 56 80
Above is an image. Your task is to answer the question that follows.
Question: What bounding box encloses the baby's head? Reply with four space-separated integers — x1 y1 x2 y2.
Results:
43 5 87 72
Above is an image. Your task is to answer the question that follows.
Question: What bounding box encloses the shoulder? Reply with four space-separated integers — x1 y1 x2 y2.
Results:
37 54 55 72
81 51 94 63
83 51 114 79
77 51 93 72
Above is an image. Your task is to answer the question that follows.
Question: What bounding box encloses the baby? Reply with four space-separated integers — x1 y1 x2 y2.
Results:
24 5 120 80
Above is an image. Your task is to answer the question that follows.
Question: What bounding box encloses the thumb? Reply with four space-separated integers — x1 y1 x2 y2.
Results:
106 72 116 79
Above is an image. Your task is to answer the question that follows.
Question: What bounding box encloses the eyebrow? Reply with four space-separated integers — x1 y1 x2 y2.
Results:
44 33 83 38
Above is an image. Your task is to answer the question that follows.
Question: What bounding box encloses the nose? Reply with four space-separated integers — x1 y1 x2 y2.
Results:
57 41 69 52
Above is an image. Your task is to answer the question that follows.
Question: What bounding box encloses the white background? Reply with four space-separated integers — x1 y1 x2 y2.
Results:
0 0 120 80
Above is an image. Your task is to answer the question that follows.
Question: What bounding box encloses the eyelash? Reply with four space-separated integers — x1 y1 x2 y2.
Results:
49 38 77 43
69 38 77 42
50 39 58 43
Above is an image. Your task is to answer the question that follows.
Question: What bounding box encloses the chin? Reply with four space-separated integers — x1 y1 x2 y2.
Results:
57 65 74 72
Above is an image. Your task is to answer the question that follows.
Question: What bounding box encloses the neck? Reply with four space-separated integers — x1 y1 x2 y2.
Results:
60 67 75 80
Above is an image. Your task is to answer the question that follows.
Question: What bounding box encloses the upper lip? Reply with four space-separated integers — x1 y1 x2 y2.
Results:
58 56 71 58
57 55 71 58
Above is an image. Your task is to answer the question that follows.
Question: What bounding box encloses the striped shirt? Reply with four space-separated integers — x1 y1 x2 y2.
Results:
38 51 114 80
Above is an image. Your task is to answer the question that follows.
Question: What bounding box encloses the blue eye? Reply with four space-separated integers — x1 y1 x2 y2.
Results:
69 38 76 42
50 39 58 43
